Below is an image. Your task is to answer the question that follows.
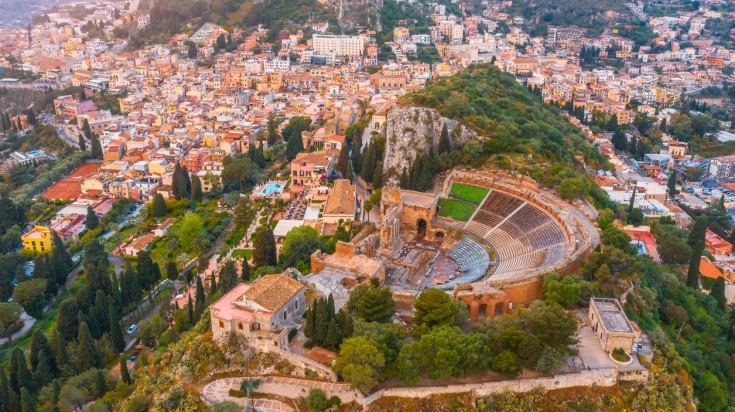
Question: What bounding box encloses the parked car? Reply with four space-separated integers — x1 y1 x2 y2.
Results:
126 324 138 335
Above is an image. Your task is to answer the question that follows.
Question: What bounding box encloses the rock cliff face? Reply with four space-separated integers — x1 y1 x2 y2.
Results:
382 105 477 185
334 0 383 32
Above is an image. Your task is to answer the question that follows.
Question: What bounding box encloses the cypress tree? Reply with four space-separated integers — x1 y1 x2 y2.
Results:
54 333 69 371
327 294 336 319
75 322 100 372
324 318 338 350
372 161 383 188
0 367 16 412
86 206 99 230
57 300 79 342
152 193 168 217
314 298 328 345
78 134 86 152
94 290 110 334
30 329 52 372
304 308 314 339
253 227 277 268
627 188 636 222
94 369 106 398
209 273 217 295
20 388 34 412
32 351 52 389
82 119 92 140
687 240 704 289
182 166 192 197
166 261 178 281
195 276 205 308
10 348 32 393
187 295 194 326
438 123 451 154
191 175 203 202
109 301 125 353
241 258 251 282
90 134 103 159
712 277 727 310
337 144 349 176
119 357 131 384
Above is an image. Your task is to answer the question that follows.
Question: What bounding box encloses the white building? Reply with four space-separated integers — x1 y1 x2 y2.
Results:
312 34 365 58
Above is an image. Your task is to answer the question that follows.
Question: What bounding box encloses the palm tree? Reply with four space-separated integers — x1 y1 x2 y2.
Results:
240 378 261 411
363 200 373 223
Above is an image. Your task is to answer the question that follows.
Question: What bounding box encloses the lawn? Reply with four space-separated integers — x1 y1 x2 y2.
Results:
231 249 254 260
437 198 476 222
449 183 489 204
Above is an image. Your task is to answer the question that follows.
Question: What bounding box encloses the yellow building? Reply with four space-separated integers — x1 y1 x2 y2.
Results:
22 226 53 254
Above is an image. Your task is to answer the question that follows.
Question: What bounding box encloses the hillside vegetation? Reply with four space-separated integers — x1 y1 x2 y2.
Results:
500 0 630 37
400 64 611 204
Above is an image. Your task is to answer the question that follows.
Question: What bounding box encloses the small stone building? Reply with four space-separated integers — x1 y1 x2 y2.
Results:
588 298 640 353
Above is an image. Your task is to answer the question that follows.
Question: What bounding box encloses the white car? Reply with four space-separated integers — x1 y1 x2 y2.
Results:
126 324 138 335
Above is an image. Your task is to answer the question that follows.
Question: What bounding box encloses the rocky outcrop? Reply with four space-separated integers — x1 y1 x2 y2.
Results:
382 105 477 184
332 0 383 32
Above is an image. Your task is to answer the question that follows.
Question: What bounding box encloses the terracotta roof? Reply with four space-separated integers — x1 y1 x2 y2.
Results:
699 257 724 280
243 274 305 312
324 179 356 216
126 233 155 252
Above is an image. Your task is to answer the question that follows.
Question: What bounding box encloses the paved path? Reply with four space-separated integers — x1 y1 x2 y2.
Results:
0 312 36 345
201 376 358 406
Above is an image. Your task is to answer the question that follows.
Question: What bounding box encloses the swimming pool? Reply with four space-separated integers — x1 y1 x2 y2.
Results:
262 183 283 195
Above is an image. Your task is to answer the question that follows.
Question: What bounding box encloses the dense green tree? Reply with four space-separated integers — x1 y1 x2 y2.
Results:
279 226 326 270
324 317 339 351
82 119 92 140
253 226 277 268
413 288 456 328
54 333 69 372
187 41 197 58
241 257 251 282
57 298 79 343
0 302 22 342
334 337 385 393
491 351 520 378
152 193 168 217
347 278 395 323
266 113 280 146
10 348 32 393
0 367 17 412
556 178 584 200
689 215 710 246
222 157 256 191
94 369 107 398
166 261 178 281
78 134 87 152
337 144 350 177
667 170 678 198
13 279 48 318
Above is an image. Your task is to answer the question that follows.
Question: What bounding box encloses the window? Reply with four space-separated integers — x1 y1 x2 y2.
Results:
238 323 243 330
219 321 224 328
283 311 287 321
294 300 299 310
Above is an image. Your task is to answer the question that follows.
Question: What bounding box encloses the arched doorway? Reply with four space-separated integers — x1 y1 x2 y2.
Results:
417 218 427 238
494 302 504 317
478 303 488 319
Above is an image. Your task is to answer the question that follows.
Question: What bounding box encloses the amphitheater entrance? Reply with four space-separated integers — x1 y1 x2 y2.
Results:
494 302 504 317
478 303 488 318
417 219 427 239
434 231 445 243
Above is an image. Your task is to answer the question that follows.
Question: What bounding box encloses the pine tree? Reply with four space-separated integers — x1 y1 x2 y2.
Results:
191 174 203 202
241 258 251 282
253 227 277 268
687 240 704 289
57 300 79 342
109 301 125 352
90 134 103 159
438 123 451 154
119 357 131 384
86 206 99 230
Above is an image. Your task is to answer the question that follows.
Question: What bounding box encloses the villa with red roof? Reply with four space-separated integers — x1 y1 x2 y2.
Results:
210 275 306 347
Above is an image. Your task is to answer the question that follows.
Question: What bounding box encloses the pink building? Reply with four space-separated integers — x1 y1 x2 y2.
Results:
289 149 338 193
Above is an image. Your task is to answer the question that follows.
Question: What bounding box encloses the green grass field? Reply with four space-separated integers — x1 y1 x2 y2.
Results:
437 198 476 221
449 183 489 205
231 249 254 260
